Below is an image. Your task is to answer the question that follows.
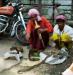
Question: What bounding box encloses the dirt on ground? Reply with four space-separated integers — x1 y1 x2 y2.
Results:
0 36 73 75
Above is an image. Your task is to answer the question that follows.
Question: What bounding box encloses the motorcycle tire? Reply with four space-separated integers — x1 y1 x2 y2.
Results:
15 21 29 46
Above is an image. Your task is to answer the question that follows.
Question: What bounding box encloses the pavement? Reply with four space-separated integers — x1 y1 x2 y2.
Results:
0 37 73 75
0 37 41 75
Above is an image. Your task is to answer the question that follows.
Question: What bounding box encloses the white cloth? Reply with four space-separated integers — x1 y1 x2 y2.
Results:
40 48 68 65
62 69 73 75
53 24 73 40
4 50 23 62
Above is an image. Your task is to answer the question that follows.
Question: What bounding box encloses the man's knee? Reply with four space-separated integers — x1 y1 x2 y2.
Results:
61 33 72 42
51 33 60 41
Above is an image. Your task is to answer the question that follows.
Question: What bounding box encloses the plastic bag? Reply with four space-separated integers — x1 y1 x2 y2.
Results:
40 47 68 64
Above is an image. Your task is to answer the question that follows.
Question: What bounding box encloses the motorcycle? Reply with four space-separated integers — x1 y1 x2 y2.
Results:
0 2 28 45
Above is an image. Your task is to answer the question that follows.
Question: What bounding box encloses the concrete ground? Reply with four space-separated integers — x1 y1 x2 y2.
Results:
0 36 73 75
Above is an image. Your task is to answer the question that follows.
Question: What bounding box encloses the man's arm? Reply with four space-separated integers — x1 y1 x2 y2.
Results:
42 16 53 33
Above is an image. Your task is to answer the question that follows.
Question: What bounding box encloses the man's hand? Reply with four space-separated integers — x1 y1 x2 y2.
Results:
38 28 47 33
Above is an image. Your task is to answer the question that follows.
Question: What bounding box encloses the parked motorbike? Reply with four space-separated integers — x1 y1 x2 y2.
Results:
0 2 28 45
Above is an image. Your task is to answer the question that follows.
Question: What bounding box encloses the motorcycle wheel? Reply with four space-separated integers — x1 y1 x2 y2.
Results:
15 21 29 46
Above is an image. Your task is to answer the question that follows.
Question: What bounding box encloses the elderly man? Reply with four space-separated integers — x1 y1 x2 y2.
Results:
51 14 73 50
26 8 53 60
26 8 53 50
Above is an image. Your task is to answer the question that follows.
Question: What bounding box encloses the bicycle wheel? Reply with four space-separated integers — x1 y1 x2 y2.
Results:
15 21 29 45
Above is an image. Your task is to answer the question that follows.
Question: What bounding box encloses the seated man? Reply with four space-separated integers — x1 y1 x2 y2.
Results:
26 8 53 60
51 14 73 50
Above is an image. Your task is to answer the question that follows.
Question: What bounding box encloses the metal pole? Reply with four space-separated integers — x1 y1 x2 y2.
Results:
71 0 73 19
38 0 42 14
52 0 55 24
